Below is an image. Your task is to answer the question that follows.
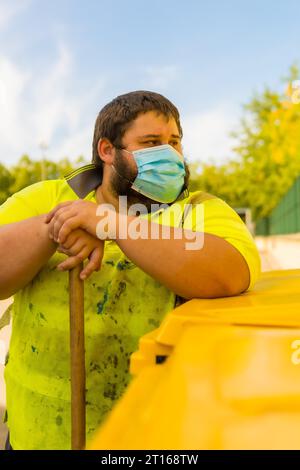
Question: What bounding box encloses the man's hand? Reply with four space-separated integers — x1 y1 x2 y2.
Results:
46 200 99 244
56 228 104 280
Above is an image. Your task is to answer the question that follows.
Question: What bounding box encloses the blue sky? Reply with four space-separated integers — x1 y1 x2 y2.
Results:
0 0 299 166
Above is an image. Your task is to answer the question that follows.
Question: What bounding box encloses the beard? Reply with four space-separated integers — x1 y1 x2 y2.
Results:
110 149 190 213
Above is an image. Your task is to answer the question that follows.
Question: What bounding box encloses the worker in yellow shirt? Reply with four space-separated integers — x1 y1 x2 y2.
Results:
0 90 261 450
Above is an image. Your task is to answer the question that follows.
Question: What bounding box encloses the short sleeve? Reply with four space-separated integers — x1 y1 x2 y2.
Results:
183 196 261 291
0 180 59 226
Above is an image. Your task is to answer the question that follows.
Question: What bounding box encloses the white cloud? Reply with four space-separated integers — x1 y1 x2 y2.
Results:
0 43 238 170
0 42 106 166
0 57 31 155
0 0 31 30
51 125 93 161
141 65 179 89
181 105 239 164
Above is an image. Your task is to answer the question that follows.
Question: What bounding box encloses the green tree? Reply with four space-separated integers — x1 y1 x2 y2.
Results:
189 64 300 220
0 163 14 204
0 154 89 203
9 155 88 194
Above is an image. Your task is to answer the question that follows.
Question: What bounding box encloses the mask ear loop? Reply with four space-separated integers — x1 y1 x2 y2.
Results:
111 145 137 185
111 164 135 184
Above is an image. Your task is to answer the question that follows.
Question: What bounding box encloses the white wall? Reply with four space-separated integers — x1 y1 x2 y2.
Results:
255 234 300 271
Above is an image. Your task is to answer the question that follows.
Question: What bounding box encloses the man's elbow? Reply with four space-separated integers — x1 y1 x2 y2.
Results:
178 269 250 300
205 277 248 298
0 291 12 301
0 275 19 300
222 269 250 297
218 252 251 297
0 284 16 301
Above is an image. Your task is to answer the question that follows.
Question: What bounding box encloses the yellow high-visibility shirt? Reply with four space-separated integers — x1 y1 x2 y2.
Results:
0 165 260 449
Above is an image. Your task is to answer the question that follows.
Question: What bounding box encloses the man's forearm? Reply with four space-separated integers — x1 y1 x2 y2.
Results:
44 200 250 298
115 214 250 299
0 215 57 299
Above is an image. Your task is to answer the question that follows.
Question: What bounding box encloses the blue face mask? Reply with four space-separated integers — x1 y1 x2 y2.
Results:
120 144 186 203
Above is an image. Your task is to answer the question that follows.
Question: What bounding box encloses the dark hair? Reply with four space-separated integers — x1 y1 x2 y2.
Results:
92 90 183 171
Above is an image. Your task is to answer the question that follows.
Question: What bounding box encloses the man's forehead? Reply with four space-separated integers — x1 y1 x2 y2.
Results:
125 111 179 138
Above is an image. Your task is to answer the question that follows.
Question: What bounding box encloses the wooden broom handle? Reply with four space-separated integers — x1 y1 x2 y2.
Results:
69 263 86 450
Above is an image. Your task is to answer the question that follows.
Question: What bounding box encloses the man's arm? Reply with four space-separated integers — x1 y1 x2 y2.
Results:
114 213 250 299
0 215 57 299
46 201 250 299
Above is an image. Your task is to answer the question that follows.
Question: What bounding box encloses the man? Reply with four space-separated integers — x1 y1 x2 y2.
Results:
0 90 261 449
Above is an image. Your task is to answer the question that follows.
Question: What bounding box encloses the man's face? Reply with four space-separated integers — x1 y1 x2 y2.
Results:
110 111 189 209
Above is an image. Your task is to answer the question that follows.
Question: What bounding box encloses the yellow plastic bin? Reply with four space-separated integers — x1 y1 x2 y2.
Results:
89 269 300 450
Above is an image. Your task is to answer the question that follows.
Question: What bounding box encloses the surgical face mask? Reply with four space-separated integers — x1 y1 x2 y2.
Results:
116 144 186 203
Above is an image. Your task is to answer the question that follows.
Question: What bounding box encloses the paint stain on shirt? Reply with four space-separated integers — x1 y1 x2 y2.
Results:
97 290 109 315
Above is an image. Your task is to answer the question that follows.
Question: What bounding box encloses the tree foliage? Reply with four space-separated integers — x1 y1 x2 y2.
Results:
0 163 14 205
0 155 88 205
189 65 300 220
1 66 300 221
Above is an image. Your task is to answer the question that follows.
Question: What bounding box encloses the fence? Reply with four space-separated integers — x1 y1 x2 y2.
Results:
256 177 300 235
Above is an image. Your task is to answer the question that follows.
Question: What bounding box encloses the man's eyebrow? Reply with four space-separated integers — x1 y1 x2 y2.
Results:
137 134 181 139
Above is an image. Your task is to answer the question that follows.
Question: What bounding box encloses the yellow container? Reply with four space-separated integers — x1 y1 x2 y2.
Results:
89 269 300 450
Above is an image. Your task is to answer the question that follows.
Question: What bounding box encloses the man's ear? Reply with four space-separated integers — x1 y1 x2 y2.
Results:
97 138 115 165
